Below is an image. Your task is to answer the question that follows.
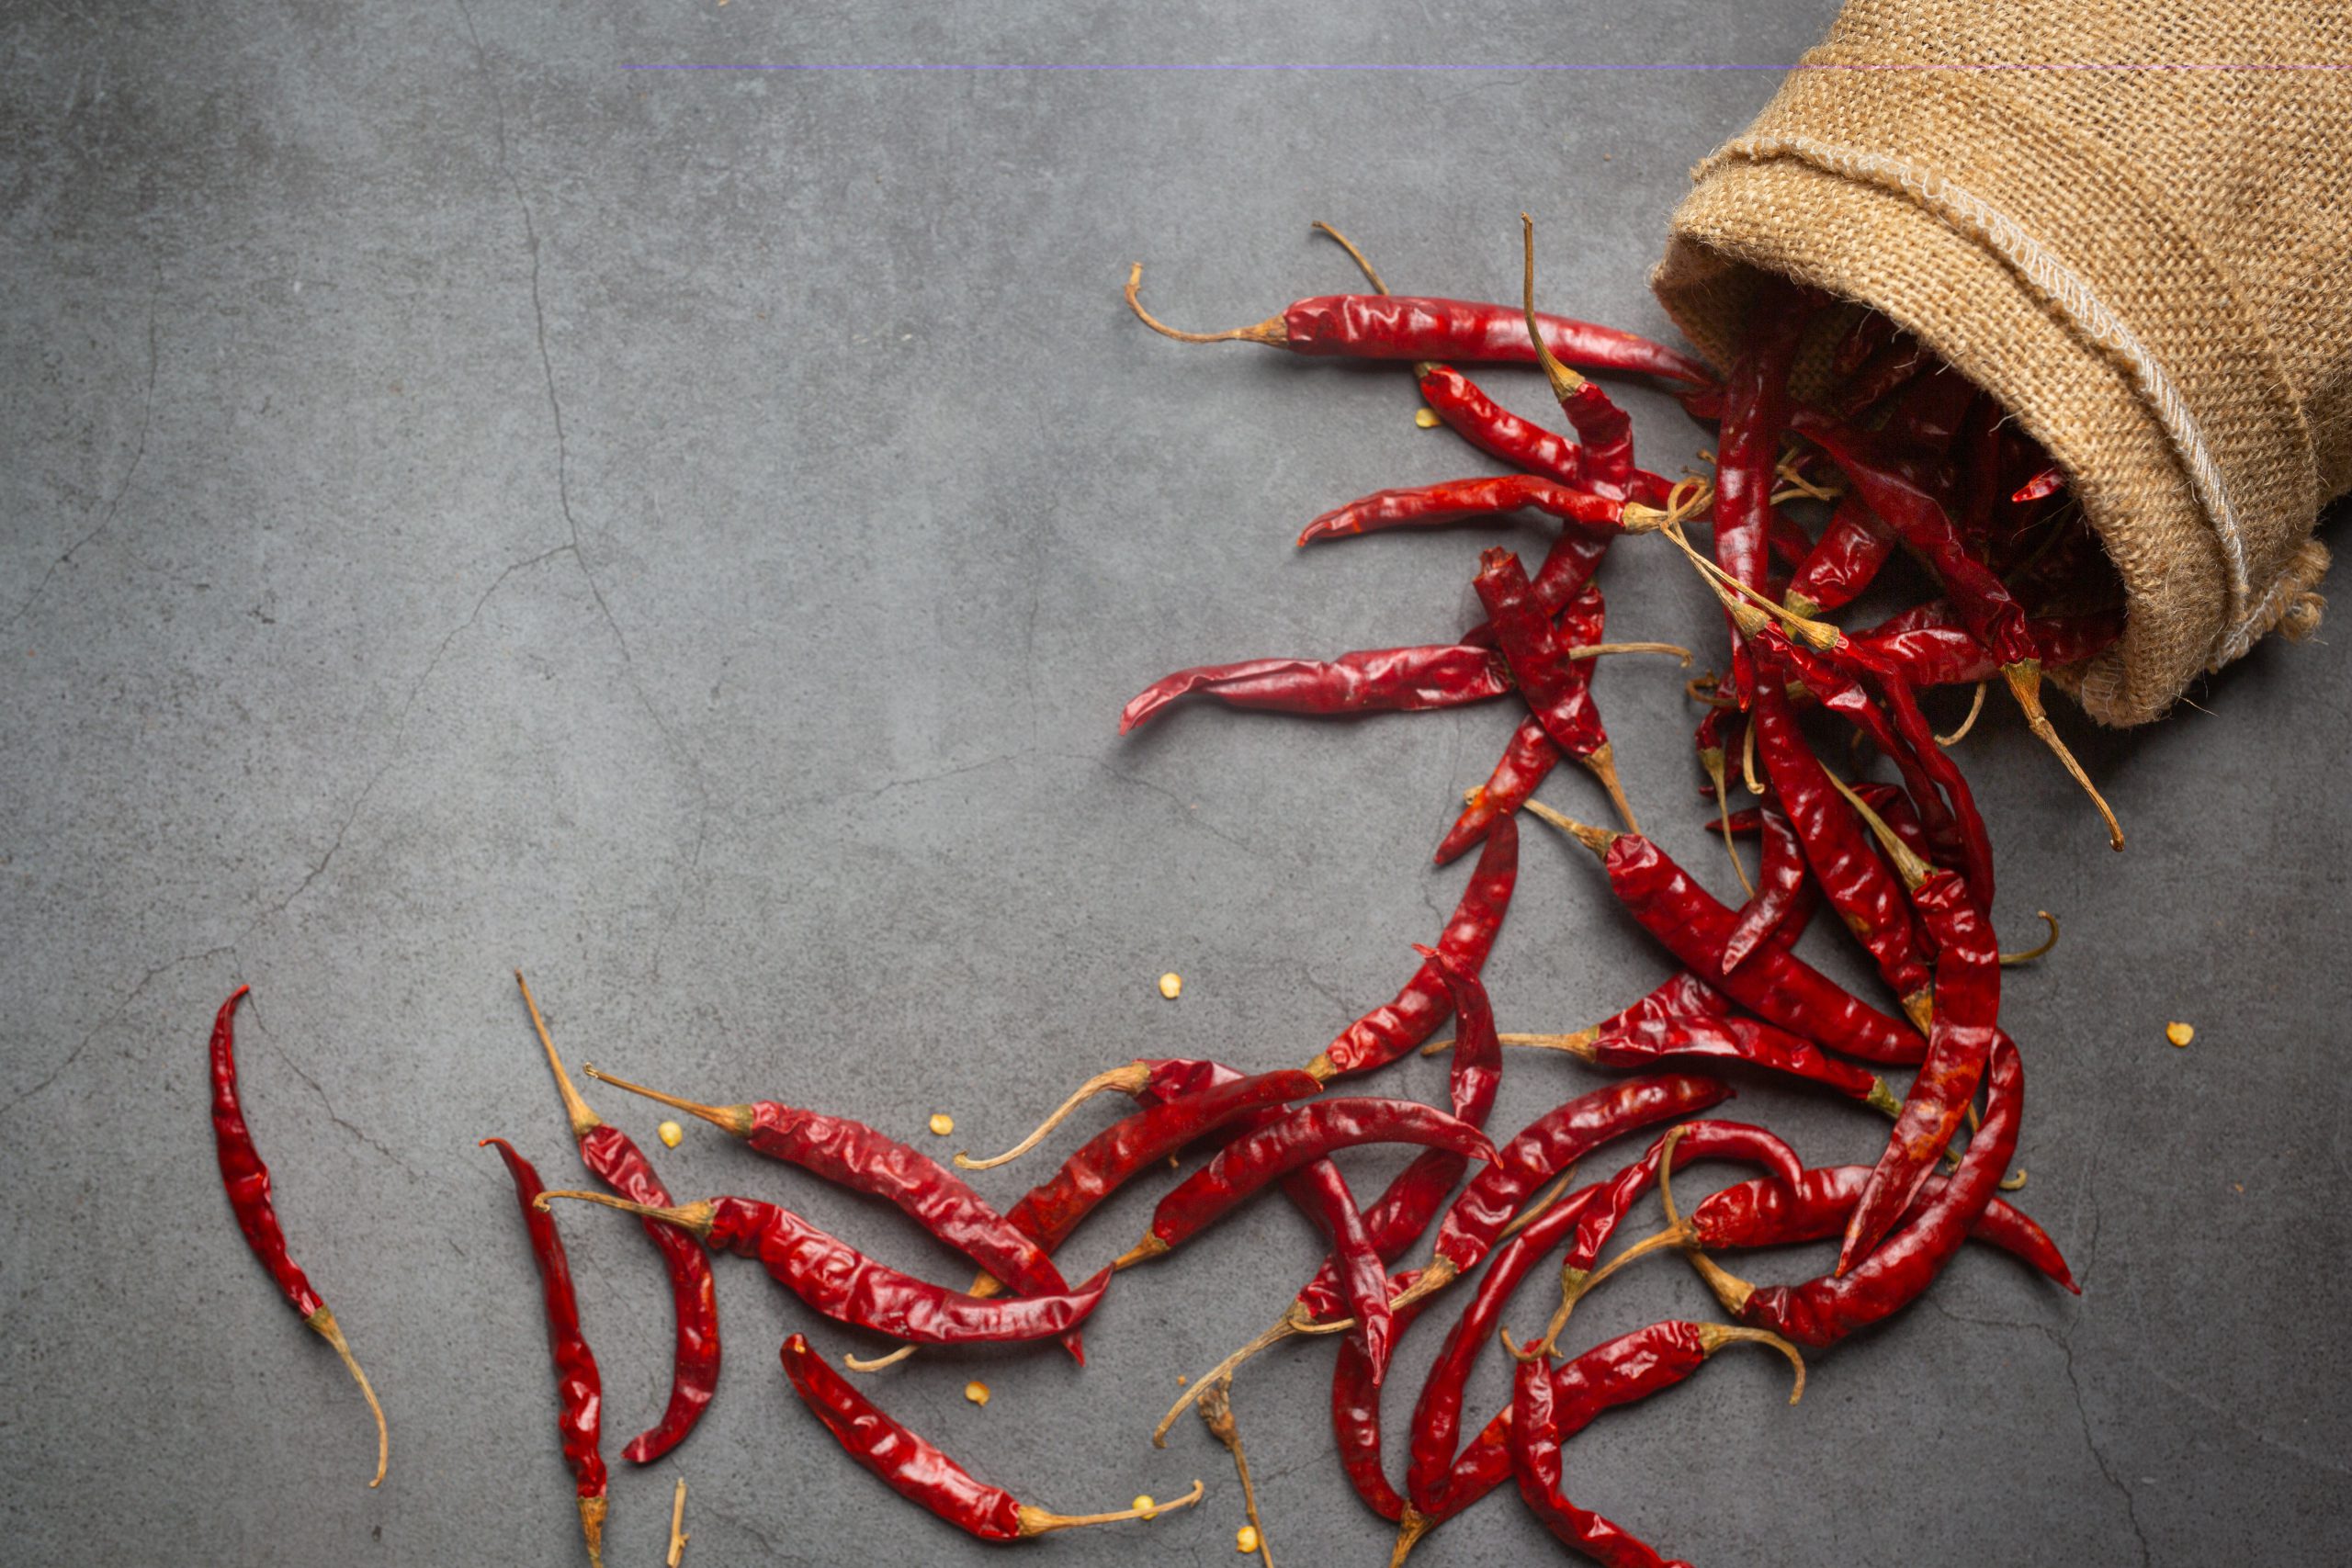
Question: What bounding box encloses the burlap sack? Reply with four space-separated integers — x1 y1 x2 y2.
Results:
1652 2 2351 725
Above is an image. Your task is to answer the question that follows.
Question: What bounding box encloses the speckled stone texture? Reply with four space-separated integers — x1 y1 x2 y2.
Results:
2 5 2346 1564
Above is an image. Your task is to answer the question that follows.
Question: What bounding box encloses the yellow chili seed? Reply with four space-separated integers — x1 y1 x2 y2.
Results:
1133 1495 1158 1520
1158 972 1183 1000
929 1112 955 1135
2165 1021 2194 1048
657 1120 684 1148
1237 1525 1262 1553
964 1381 989 1406
1413 407 1442 429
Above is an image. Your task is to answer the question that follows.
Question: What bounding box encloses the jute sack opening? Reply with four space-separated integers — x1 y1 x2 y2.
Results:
1652 1 2351 725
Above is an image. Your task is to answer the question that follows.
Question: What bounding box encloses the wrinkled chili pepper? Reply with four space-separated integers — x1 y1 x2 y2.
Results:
1527 805 1927 1066
1476 550 1656 829
1676 1165 2075 1291
1310 811 1518 1078
1557 1122 1808 1297
1296 474 1627 547
1113 1097 1499 1268
779 1335 1203 1538
208 987 389 1487
1440 585 1619 860
1125 265 1714 383
1711 277 1808 697
1504 1015 1900 1116
1717 802 1818 967
516 976 718 1462
1519 215 1638 495
1851 607 2123 688
2012 463 2065 503
1514 1348 1721 1568
538 1189 1112 1347
581 1065 1090 1364
1120 643 1511 730
1783 492 1894 619
483 1137 607 1567
1289 1156 1399 1379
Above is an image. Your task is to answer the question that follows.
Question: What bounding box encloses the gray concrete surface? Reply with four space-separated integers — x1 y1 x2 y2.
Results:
4 4 2347 1564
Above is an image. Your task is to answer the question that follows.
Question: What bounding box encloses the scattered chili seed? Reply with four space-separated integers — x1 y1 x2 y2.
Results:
1159 972 1183 998
1238 1524 1262 1552
2167 1021 2195 1047
929 1111 956 1135
658 1121 684 1148
965 1381 990 1407
1412 407 1441 429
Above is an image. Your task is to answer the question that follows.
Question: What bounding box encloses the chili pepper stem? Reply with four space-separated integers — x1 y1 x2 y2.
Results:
1867 1077 1904 1119
1387 1507 1436 1568
1125 264 1284 345
1566 641 1696 666
843 1344 919 1373
1901 988 1936 1035
515 971 602 1137
1821 772 1934 891
1561 1222 1694 1310
302 1305 390 1487
955 1062 1151 1170
1694 1323 1807 1404
535 1189 718 1238
1387 1257 1459 1312
1579 742 1643 836
1310 220 1388 296
1935 682 1989 747
1153 1313 1304 1446
2000 910 2061 964
1197 1376 1275 1568
1518 213 1589 402
1113 1234 1172 1269
578 1494 608 1568
1704 744 1757 897
2001 660 2124 850
1523 800 1617 857
1015 1476 1205 1535
579 1065 755 1140
667 1477 688 1567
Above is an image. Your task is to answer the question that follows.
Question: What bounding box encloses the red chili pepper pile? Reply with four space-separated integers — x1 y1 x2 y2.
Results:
205 217 2120 1563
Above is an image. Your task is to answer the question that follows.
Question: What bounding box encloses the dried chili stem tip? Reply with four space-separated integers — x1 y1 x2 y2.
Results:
667 1477 689 1567
1020 1478 1206 1535
2000 659 2124 851
303 1304 390 1489
1197 1376 1275 1568
1152 1311 1306 1446
579 1495 608 1568
954 1061 1152 1170
2001 911 2061 965
517 971 602 1138
1388 1508 1437 1568
580 1065 756 1140
1518 212 1585 404
1583 740 1642 838
1935 682 1989 747
1522 799 1619 858
1311 220 1388 295
1566 641 1695 666
534 1190 718 1235
1694 1322 1808 1404
844 1345 919 1373
1125 264 1287 345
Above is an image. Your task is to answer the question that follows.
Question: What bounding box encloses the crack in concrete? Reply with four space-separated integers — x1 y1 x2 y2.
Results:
245 1010 428 1183
1 942 238 1118
10 260 161 626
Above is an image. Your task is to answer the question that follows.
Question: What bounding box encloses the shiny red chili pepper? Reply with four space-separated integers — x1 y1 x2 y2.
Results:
581 1066 1090 1362
1297 475 1625 547
1311 811 1518 1078
1440 586 1613 863
1287 1158 1398 1377
1559 1122 1807 1292
1690 1165 2075 1292
1692 1032 2023 1348
1753 685 1934 1028
1713 281 1808 695
540 1190 1112 1346
1125 267 1713 382
209 987 389 1488
516 976 718 1462
1547 1016 1899 1115
779 1335 1203 1539
1120 643 1510 732
1512 1352 1694 1568
1474 551 1645 830
1331 1286 1434 1523
1114 1097 1499 1267
483 1137 607 1568
1415 361 1676 502
1717 801 1818 967
1528 807 1926 1066
1782 492 1894 618
1852 608 2124 687
2012 463 2065 503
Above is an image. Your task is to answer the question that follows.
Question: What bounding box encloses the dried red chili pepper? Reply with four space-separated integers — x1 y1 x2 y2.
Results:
1503 1015 1900 1117
779 1335 1202 1538
1519 215 1638 495
1331 1285 1434 1525
1825 780 2002 1271
208 986 388 1487
1782 492 1894 618
2012 463 2065 503
1679 1164 2075 1292
1526 805 1927 1066
1112 1097 1498 1268
1851 607 2123 688
1296 474 1627 547
1121 643 1510 730
1711 278 1809 697
1286 1156 1399 1375
515 976 718 1462
1439 584 1620 861
581 1065 1091 1363
1125 265 1714 383
1717 802 1818 968
1309 811 1517 1079
539 1189 1112 1346
483 1137 607 1567
1752 685 1935 1029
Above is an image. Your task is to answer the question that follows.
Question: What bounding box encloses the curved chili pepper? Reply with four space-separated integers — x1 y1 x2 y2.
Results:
1519 1017 1898 1116
1782 492 1894 618
1753 684 1934 1028
779 1335 1202 1539
209 986 389 1487
542 1190 1112 1346
1692 1165 2075 1292
1296 475 1624 547
1125 267 1713 382
1440 585 1614 862
1852 608 2123 688
483 1137 607 1567
1527 807 1927 1066
1119 643 1510 731
1287 1158 1397 1378
1717 802 1817 968
1114 1097 1498 1267
1331 1285 1433 1523
1831 791 2002 1271
1311 810 1517 1078
1511 1352 1695 1568
581 1066 1090 1363
1519 216 1637 496
1713 280 1807 697
1417 361 1585 484
516 976 718 1462
1693 1032 2024 1348
2012 463 2065 504
1475 552 1647 830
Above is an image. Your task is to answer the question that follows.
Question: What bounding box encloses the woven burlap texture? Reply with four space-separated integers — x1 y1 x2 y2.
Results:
1652 1 2350 725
